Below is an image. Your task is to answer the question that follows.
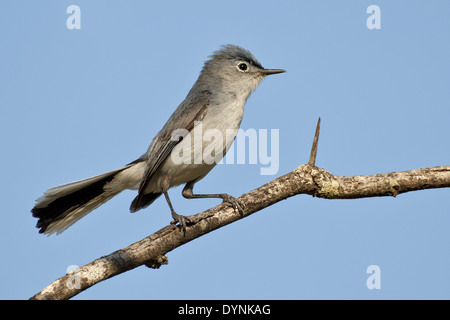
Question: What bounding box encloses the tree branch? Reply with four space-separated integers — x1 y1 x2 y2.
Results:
30 119 450 300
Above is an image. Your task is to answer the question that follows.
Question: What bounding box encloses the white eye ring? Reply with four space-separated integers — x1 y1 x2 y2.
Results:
236 62 249 72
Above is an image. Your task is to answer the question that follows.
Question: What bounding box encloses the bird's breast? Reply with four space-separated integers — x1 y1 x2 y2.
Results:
203 96 246 134
143 93 248 191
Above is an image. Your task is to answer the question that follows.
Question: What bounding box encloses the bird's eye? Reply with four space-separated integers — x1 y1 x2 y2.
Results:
237 62 248 72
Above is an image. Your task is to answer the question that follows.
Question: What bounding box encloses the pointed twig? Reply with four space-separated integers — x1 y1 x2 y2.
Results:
308 117 321 166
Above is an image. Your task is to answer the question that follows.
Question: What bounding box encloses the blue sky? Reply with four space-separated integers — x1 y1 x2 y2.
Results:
1 1 450 299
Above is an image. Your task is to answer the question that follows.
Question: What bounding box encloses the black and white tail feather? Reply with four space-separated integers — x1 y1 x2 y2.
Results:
32 166 126 235
31 161 159 235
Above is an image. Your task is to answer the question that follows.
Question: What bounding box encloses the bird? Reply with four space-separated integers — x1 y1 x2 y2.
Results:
31 44 286 235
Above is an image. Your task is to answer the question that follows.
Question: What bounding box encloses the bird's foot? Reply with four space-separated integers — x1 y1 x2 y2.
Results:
220 194 244 216
170 211 190 235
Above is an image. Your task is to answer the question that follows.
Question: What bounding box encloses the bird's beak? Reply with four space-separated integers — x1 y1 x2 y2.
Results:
260 68 286 75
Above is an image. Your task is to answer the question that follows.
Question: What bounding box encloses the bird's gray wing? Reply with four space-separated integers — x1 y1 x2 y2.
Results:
130 90 211 212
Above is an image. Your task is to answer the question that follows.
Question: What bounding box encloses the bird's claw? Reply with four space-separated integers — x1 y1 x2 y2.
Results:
171 212 190 235
221 194 244 216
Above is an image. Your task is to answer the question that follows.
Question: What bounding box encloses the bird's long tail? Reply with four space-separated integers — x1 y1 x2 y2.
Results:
32 163 141 235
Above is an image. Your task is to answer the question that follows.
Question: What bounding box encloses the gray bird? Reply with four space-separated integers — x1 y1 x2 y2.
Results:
32 44 285 235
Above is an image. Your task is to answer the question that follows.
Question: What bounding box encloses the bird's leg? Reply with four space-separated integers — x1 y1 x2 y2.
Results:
182 181 244 216
163 190 189 235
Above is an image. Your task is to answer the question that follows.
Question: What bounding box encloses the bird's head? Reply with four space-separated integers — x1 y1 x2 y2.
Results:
199 44 285 98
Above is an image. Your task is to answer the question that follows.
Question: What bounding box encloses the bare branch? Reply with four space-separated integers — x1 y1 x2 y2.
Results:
29 120 450 300
30 164 450 300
